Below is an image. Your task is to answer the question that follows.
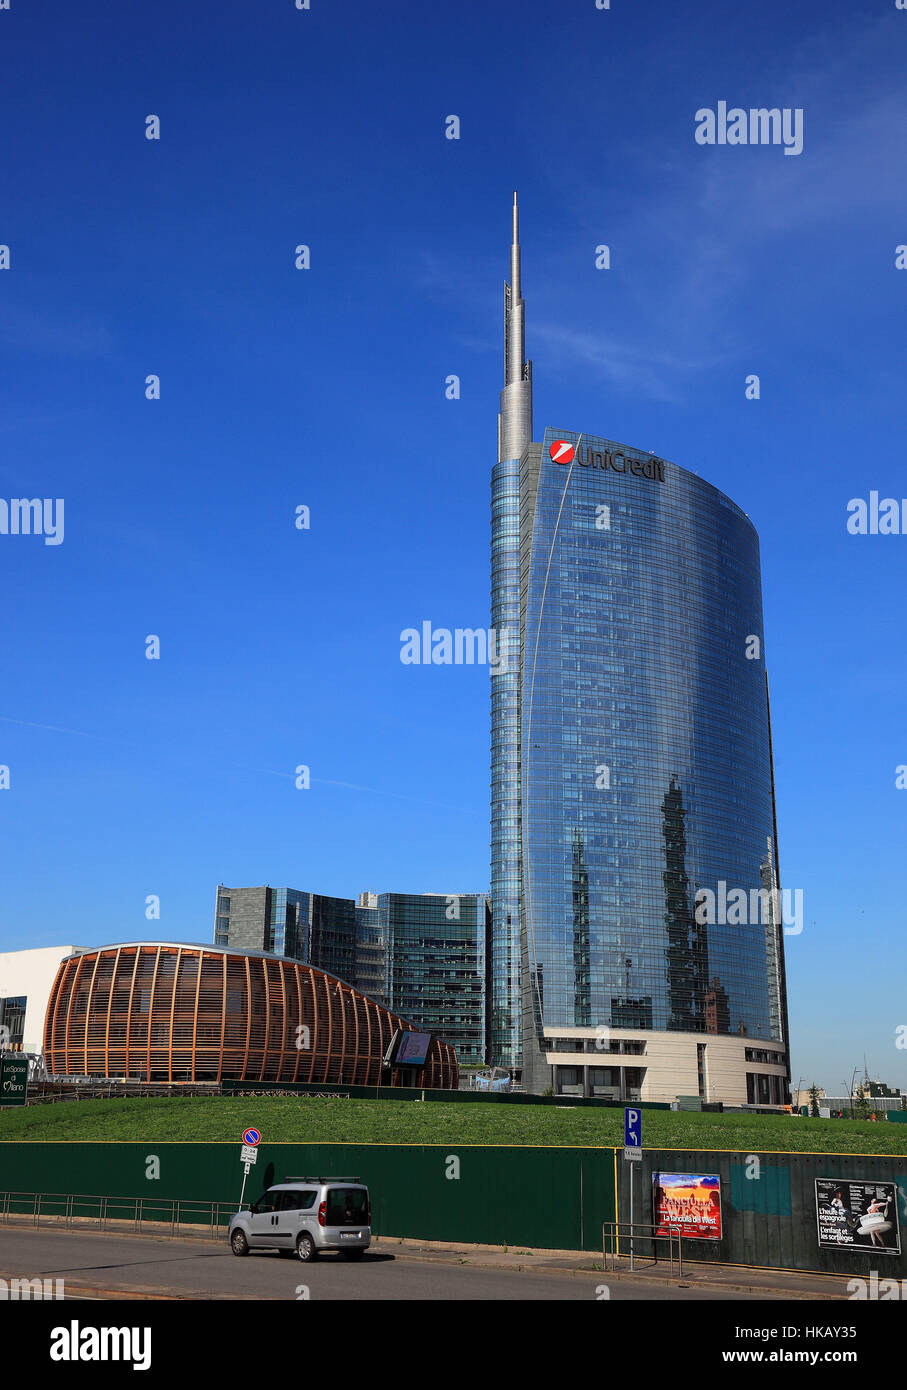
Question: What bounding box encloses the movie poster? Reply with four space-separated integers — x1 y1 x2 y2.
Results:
652 1172 722 1241
815 1179 901 1254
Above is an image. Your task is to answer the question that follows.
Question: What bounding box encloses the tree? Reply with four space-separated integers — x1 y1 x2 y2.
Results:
808 1083 820 1118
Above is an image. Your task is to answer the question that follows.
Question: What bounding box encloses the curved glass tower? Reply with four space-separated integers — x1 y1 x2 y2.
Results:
490 194 532 1068
490 200 790 1103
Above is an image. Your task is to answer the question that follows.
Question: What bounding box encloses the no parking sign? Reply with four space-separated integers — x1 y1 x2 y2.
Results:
239 1129 261 1202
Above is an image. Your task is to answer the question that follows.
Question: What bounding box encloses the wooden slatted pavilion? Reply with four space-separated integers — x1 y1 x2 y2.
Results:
43 943 458 1089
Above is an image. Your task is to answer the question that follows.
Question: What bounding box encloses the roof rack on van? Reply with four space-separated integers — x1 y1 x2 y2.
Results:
282 1175 361 1184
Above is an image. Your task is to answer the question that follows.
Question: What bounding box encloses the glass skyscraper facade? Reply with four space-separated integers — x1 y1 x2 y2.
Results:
379 893 488 1067
268 887 309 959
490 193 532 1071
491 198 790 1101
490 454 522 1067
308 892 356 987
213 885 486 1067
213 886 353 989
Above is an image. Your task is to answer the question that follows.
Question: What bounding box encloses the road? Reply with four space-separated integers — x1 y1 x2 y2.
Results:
0 1227 770 1300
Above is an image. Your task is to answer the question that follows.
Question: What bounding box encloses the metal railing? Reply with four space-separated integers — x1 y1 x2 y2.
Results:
23 1081 224 1105
0 1190 233 1239
602 1221 684 1278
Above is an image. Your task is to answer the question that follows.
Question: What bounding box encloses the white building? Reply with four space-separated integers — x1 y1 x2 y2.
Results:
542 1026 789 1107
0 946 82 1055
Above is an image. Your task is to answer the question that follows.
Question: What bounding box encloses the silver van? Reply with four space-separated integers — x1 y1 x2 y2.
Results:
229 1176 371 1262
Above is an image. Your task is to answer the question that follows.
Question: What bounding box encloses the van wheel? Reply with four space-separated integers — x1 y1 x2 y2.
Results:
342 1250 365 1261
231 1230 249 1256
296 1233 318 1262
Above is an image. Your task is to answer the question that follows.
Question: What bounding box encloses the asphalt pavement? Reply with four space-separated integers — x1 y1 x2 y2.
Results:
0 1226 787 1301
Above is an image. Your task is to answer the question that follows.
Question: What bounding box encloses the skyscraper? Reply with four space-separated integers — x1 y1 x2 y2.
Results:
489 194 532 1069
214 885 355 985
379 893 488 1067
490 196 791 1105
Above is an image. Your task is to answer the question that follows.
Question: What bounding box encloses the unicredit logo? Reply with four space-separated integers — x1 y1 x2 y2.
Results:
551 436 665 483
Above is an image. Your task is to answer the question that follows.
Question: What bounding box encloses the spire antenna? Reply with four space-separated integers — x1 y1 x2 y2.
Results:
498 191 533 462
511 190 521 302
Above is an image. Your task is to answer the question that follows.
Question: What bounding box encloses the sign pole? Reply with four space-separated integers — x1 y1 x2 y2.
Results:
623 1105 641 1271
238 1128 260 1207
629 1156 634 1271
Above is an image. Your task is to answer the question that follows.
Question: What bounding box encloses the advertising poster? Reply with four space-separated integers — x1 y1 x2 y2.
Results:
0 1055 29 1107
815 1179 901 1254
653 1172 722 1240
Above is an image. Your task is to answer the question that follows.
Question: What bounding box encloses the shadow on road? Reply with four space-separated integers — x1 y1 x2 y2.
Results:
245 1250 396 1264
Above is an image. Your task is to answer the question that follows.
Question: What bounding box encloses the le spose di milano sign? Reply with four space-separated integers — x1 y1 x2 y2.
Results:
0 1056 29 1106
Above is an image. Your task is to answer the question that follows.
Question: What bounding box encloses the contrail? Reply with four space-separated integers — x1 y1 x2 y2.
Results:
0 716 481 815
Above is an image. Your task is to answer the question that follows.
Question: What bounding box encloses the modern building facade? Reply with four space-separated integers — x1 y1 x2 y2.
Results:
214 885 487 1065
353 891 386 1004
43 943 458 1088
490 195 531 1070
214 886 356 992
0 945 83 1056
491 195 791 1104
379 893 488 1067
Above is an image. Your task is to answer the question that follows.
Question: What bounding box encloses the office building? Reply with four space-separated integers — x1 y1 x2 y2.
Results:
490 194 791 1103
354 891 386 1004
379 893 488 1067
214 886 355 990
214 885 487 1065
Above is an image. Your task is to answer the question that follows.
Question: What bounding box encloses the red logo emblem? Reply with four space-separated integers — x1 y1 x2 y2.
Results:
550 440 574 464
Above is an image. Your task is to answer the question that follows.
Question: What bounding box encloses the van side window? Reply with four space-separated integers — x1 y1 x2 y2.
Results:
278 1190 316 1211
252 1191 279 1215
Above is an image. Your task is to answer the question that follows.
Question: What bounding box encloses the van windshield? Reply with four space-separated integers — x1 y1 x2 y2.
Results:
325 1188 368 1226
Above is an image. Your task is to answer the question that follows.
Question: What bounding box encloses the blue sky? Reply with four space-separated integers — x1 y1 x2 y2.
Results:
0 0 905 1092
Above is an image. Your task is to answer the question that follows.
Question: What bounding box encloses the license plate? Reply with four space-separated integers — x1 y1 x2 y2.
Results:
340 1232 360 1239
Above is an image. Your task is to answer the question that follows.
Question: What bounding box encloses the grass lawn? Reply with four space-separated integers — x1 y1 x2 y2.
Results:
1 1097 905 1154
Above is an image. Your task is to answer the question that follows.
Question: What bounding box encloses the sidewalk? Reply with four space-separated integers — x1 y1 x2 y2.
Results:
370 1234 853 1299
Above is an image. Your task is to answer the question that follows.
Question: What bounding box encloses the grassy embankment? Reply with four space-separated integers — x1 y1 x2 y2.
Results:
1 1097 905 1154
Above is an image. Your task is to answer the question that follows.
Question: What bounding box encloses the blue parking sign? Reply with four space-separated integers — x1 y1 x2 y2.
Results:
624 1106 641 1149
